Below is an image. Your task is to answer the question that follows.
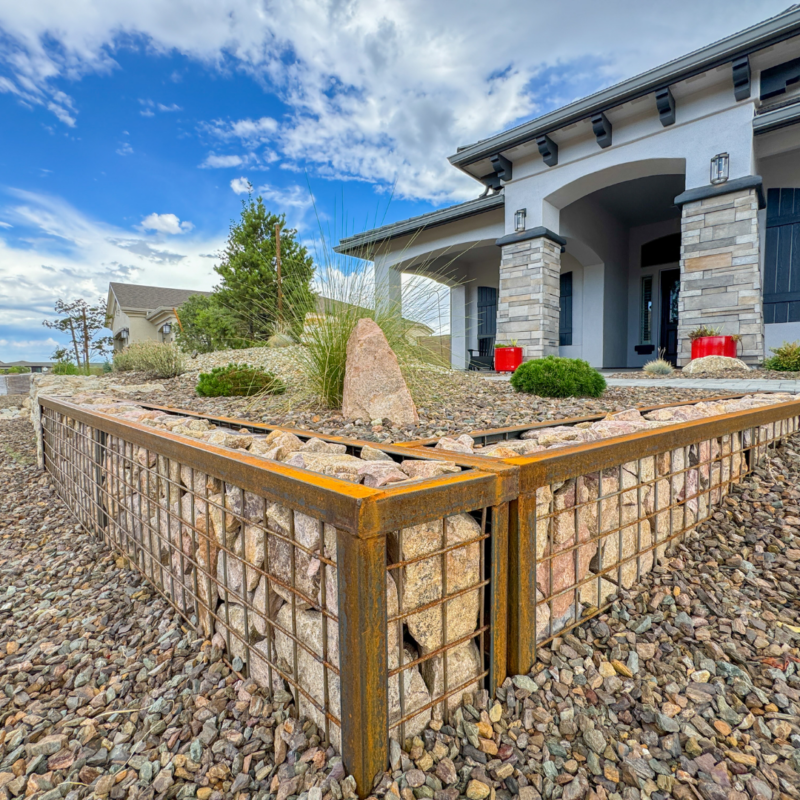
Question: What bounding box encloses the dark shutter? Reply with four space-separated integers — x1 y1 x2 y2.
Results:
559 272 573 347
477 286 497 357
764 188 800 325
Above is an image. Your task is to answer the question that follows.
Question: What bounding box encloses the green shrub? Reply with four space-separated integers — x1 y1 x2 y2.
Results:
643 358 674 376
52 362 80 375
113 342 185 378
6 366 31 373
763 341 800 372
510 356 606 398
195 363 286 397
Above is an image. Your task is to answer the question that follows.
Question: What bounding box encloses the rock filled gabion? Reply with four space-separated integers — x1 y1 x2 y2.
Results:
34 381 488 749
435 394 798 637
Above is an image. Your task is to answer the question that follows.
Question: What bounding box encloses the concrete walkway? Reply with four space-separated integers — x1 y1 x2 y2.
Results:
481 373 800 392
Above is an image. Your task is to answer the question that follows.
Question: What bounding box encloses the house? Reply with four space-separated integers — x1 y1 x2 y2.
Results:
0 360 52 373
106 283 211 351
336 7 800 368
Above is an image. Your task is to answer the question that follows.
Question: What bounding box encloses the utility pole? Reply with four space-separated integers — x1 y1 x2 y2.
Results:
275 222 283 326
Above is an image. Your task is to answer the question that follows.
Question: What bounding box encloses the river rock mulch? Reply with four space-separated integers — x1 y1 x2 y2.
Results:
0 416 353 800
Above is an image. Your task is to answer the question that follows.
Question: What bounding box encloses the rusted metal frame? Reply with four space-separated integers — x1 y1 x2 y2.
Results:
39 395 517 541
386 625 490 677
396 393 751 448
489 502 508 696
337 531 388 798
508 400 800 492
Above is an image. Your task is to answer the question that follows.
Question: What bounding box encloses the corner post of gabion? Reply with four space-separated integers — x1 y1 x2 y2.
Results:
337 531 388 797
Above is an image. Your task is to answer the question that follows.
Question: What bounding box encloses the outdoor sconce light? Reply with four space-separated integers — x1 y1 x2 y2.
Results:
514 208 527 232
119 328 129 340
162 323 172 335
710 153 729 185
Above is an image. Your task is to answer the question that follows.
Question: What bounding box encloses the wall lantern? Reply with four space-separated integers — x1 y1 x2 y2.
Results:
162 323 172 335
119 328 129 340
710 153 729 185
514 208 527 232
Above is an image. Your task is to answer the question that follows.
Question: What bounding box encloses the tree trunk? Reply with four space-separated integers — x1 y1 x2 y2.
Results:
82 309 90 369
67 318 81 366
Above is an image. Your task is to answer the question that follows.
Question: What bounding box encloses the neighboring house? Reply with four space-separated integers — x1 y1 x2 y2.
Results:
106 283 211 351
337 8 800 368
0 360 52 373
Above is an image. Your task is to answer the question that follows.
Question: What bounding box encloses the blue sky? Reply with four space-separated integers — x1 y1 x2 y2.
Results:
0 0 791 361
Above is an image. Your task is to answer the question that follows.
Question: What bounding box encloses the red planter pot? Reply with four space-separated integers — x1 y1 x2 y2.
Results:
691 335 737 360
494 347 523 372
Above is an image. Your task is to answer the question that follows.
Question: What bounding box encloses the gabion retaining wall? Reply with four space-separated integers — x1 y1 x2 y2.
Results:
34 389 800 796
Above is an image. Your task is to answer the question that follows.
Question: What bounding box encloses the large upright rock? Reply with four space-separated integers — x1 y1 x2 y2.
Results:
341 318 418 426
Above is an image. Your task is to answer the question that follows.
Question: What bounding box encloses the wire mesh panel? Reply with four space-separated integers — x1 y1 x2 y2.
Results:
38 396 515 795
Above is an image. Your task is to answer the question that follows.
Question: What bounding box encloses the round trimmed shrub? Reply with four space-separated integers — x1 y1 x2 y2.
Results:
196 363 286 397
509 356 606 398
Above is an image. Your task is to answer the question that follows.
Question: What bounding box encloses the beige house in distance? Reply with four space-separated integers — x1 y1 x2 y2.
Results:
106 282 210 351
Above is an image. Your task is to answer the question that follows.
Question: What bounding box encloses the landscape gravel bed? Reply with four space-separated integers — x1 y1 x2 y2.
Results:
104 351 726 443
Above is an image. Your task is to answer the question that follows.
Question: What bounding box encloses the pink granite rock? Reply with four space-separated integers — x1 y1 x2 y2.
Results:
341 318 418 426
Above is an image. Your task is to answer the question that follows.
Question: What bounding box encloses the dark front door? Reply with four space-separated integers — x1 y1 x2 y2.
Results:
477 286 497 357
660 269 680 365
764 188 800 324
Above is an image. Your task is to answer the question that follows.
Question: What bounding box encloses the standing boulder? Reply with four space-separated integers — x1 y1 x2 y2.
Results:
341 318 418 426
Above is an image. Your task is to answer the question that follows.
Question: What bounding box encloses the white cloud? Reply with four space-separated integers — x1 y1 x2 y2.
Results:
139 212 194 235
157 102 181 112
0 221 12 229
230 177 252 194
200 153 246 169
257 183 313 211
202 116 279 147
116 141 134 156
140 98 182 116
0 1 789 200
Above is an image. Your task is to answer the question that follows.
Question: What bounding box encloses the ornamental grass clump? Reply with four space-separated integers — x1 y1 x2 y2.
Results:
195 363 286 397
643 350 674 376
113 341 186 378
763 341 800 372
510 356 606 398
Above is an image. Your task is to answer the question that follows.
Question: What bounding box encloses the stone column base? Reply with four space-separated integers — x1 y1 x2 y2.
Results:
677 186 764 366
496 230 562 361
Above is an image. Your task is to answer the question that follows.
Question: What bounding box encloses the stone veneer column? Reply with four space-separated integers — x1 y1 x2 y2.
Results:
676 183 764 366
496 229 564 360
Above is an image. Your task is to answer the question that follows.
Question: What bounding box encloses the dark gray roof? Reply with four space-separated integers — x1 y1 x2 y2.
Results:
450 5 800 169
109 282 211 311
335 192 504 255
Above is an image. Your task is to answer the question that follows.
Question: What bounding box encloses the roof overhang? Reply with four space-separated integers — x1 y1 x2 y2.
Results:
335 192 505 257
449 7 800 173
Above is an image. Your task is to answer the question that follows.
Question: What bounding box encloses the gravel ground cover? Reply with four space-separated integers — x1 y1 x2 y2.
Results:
106 346 724 443
608 370 800 381
3 403 799 800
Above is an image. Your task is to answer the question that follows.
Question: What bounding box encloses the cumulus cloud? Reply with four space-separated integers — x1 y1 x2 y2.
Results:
139 212 194 235
230 177 252 194
0 1 788 202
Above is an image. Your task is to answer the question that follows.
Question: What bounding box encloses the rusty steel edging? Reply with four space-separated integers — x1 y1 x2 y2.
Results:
396 393 751 449
39 394 516 539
